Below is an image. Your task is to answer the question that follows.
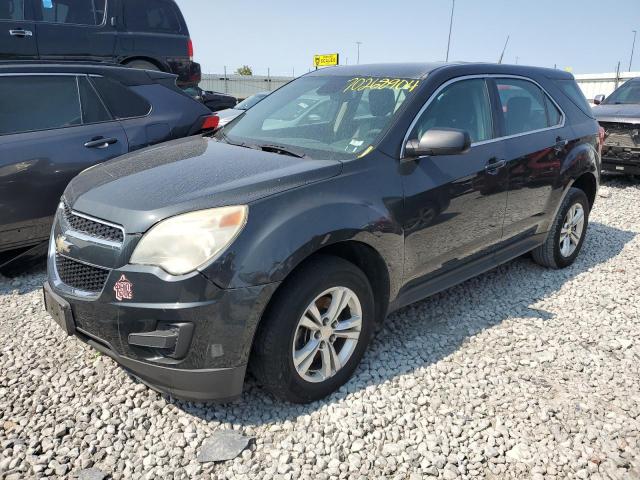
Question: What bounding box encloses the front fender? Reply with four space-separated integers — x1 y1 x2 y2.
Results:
201 158 405 298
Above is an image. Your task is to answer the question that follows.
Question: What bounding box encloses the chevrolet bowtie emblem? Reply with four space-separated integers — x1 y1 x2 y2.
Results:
55 235 72 255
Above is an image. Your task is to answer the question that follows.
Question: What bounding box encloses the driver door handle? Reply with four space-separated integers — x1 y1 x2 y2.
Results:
84 137 118 149
9 29 33 37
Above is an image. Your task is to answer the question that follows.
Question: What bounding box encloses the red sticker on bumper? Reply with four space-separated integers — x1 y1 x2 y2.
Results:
114 274 134 301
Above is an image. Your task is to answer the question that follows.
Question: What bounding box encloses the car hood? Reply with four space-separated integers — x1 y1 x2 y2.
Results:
592 103 640 123
64 135 342 233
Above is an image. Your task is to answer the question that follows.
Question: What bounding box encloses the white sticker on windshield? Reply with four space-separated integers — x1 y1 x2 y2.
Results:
42 0 53 8
349 139 364 147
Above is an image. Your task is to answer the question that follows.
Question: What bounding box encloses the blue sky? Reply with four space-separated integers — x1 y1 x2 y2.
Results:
175 0 640 76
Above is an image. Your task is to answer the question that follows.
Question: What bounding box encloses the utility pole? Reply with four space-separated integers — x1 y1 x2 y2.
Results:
356 42 362 64
630 30 637 72
515 56 519 65
445 0 455 62
498 35 510 64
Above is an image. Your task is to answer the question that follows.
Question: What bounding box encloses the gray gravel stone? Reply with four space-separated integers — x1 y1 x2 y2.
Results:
197 430 252 463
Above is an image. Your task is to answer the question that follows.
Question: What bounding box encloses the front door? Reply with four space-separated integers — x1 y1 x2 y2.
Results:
401 77 509 284
0 74 128 250
0 0 37 59
30 0 116 62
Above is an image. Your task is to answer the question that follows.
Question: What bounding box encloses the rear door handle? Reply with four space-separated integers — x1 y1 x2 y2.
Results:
9 29 33 37
485 159 506 174
84 137 118 149
554 137 569 151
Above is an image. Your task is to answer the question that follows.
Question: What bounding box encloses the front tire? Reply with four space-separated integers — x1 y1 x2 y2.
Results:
532 187 590 269
250 255 375 403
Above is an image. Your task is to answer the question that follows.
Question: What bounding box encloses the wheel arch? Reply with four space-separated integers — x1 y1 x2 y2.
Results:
121 56 167 72
571 171 598 208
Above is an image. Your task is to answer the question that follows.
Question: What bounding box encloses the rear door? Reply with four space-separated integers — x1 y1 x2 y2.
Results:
401 77 509 284
31 0 116 62
0 74 127 250
490 77 568 241
0 0 37 59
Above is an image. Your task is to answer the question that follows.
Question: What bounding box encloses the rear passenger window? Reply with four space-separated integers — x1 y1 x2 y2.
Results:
410 78 493 143
0 0 24 20
35 0 106 25
496 78 561 136
89 76 152 119
78 76 112 124
125 0 182 33
0 76 81 135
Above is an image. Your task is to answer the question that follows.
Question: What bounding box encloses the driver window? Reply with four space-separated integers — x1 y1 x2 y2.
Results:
410 78 493 144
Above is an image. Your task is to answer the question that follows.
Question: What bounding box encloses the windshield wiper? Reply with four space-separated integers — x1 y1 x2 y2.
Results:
258 144 307 158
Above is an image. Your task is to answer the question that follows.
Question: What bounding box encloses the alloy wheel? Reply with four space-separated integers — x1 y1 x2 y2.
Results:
559 203 585 258
292 287 362 383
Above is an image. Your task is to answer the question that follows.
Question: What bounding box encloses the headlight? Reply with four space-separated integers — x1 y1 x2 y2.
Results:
130 206 248 275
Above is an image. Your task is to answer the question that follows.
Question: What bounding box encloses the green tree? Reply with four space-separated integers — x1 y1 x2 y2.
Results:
235 65 253 76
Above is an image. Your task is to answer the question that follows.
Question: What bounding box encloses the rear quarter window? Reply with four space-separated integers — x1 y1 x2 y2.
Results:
125 0 183 33
554 79 594 118
89 76 152 119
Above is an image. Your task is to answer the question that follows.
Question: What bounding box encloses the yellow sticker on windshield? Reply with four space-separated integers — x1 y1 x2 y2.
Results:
344 77 420 93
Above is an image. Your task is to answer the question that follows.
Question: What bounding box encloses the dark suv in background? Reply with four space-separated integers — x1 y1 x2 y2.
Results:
0 0 200 86
0 62 214 269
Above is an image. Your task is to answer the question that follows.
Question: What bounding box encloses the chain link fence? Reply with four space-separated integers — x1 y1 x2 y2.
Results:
200 73 295 100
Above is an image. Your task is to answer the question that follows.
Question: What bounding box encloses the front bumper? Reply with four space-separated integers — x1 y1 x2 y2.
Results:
44 201 279 401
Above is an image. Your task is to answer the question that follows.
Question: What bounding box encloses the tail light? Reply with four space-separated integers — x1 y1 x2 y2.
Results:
598 126 605 155
187 38 194 60
200 115 220 133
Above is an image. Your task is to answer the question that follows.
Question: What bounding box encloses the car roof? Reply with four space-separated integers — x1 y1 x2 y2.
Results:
307 62 574 80
0 61 177 86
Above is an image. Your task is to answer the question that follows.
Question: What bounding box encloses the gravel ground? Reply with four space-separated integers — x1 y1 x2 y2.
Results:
1 178 639 480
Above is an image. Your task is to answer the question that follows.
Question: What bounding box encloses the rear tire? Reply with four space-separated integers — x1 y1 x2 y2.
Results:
250 255 375 403
532 187 590 269
124 60 161 72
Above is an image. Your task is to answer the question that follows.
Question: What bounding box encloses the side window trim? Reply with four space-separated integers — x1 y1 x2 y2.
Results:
78 75 114 125
401 74 567 157
31 0 109 27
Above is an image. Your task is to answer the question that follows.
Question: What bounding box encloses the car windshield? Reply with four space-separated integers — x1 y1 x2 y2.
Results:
603 81 640 105
219 75 420 159
236 93 268 110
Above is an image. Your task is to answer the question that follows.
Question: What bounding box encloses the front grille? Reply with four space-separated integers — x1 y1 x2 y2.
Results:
62 203 124 244
55 255 110 293
601 122 640 149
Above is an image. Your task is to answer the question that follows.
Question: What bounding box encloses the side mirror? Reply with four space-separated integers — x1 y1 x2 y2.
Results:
594 94 605 105
404 128 471 160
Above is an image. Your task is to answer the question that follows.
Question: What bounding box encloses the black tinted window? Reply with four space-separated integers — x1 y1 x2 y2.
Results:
410 78 493 143
78 76 112 124
89 76 151 119
0 76 81 135
0 0 24 20
125 0 182 33
36 0 106 25
496 79 551 135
